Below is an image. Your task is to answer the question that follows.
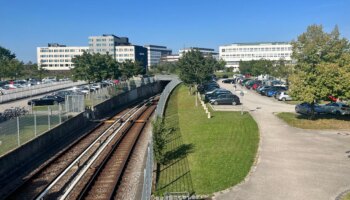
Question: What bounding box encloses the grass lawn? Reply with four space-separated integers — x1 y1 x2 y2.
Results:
0 115 62 156
156 84 259 195
342 192 350 200
276 112 350 130
214 71 235 78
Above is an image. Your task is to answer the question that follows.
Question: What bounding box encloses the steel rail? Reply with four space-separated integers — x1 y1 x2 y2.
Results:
35 103 143 200
57 104 146 200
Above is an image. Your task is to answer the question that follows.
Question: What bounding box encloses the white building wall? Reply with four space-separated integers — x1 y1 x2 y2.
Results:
37 46 88 70
219 43 293 71
115 46 135 62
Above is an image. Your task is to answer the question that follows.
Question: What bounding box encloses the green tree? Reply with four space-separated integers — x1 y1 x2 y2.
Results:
0 46 18 80
119 60 145 80
151 62 178 74
239 59 272 76
177 50 216 86
152 116 167 165
289 25 350 118
72 52 120 82
0 46 16 60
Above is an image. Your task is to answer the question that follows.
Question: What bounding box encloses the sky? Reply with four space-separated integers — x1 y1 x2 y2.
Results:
0 0 349 63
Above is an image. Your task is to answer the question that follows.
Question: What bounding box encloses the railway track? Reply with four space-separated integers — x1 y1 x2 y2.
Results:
6 97 157 200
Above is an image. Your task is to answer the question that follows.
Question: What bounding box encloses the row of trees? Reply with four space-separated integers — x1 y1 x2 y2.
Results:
0 46 49 81
237 25 350 108
239 59 291 79
71 52 145 83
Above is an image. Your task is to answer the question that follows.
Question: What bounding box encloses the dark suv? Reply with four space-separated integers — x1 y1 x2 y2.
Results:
209 94 240 105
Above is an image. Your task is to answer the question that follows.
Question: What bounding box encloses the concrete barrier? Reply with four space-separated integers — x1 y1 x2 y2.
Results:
0 81 162 196
93 82 161 119
0 112 91 195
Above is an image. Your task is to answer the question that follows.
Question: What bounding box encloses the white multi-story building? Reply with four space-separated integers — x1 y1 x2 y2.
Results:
144 45 172 68
219 42 292 71
179 47 218 57
161 54 180 63
160 47 218 63
88 34 130 59
37 43 88 70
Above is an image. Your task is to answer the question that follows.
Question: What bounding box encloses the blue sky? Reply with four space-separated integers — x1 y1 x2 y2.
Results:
0 0 349 63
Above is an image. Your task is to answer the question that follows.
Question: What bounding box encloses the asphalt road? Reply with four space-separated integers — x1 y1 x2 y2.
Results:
0 94 47 113
214 82 350 200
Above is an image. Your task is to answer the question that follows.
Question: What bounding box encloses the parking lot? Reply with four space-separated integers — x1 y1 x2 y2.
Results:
214 80 350 200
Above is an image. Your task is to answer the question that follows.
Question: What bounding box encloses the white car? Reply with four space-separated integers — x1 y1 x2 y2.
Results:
276 91 292 101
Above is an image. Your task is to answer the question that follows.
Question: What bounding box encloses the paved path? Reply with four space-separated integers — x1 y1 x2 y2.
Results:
214 83 350 200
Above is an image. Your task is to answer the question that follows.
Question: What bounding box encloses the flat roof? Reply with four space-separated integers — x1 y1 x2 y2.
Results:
221 42 291 47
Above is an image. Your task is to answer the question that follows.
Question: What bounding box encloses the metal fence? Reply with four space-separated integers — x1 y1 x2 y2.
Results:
142 77 182 200
0 81 86 103
0 96 84 156
0 77 156 156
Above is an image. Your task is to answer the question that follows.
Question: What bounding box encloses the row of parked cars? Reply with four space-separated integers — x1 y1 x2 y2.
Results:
0 77 70 93
295 102 350 116
198 81 240 105
222 76 350 116
225 77 291 101
27 80 114 106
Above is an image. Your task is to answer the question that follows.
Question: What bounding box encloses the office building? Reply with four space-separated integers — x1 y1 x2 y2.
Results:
115 45 148 70
219 42 292 71
160 47 217 63
37 43 88 70
144 45 172 68
88 34 130 59
161 54 180 63
179 47 218 57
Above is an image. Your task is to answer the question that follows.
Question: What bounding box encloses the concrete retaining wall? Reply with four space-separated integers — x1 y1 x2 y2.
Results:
0 82 162 192
93 82 161 119
0 112 90 185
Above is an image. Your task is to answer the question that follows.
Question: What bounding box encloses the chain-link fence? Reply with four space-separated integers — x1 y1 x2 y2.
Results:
85 77 156 109
0 77 156 156
0 96 84 156
142 77 182 200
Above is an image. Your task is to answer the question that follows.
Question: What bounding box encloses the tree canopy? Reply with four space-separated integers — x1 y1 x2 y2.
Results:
177 50 223 85
119 60 145 80
239 59 273 76
289 25 350 103
0 45 23 80
72 52 120 82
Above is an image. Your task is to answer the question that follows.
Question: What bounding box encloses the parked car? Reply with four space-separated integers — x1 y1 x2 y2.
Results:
276 91 292 101
204 89 232 102
322 102 350 116
28 95 65 106
2 84 17 90
203 85 220 93
295 102 326 115
222 79 235 84
257 85 271 94
266 87 287 97
263 86 287 96
252 82 262 90
240 79 251 86
209 94 240 105
198 81 219 93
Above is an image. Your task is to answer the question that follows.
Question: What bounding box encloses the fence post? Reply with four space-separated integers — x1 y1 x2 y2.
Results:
48 106 51 130
34 111 37 137
17 117 20 146
59 103 62 124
